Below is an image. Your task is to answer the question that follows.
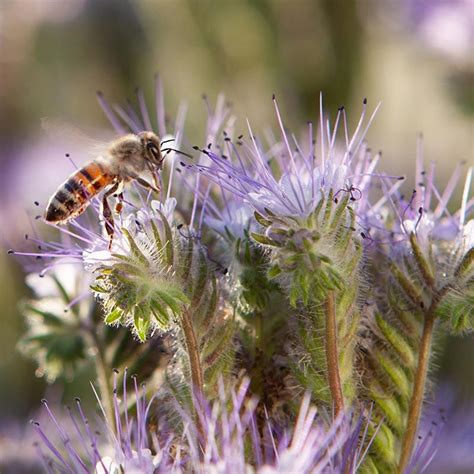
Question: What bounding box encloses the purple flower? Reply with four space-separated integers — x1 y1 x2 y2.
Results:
33 374 374 474
188 95 386 224
32 371 174 473
362 139 473 252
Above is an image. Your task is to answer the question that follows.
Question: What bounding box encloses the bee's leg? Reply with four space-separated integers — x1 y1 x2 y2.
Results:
151 171 161 192
135 176 161 195
115 193 124 214
113 181 125 214
146 161 161 191
101 182 119 249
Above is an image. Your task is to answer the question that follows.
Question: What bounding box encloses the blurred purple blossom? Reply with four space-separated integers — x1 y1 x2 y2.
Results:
407 0 474 63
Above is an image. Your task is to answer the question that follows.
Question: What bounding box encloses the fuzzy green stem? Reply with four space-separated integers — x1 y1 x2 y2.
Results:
398 312 435 472
181 308 205 444
250 311 265 399
325 291 344 416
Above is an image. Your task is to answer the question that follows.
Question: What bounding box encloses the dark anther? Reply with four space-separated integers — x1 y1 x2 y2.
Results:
398 176 405 180
224 137 231 142
35 215 41 220
272 93 276 100
7 249 14 254
113 368 119 374
238 134 243 139
36 256 42 260
207 143 212 149
74 397 81 403
221 155 228 159
177 224 183 229
65 153 70 157
25 234 28 240
192 145 200 150
361 232 367 239
34 201 40 206
113 389 117 394
223 130 228 136
180 162 186 167
41 398 47 404
363 98 367 104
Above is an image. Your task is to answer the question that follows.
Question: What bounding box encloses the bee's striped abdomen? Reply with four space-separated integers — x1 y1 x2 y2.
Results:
45 161 115 223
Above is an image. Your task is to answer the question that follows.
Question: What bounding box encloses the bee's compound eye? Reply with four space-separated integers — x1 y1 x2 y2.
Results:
146 142 160 160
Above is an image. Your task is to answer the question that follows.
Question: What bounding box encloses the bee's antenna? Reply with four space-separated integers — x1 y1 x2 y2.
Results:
160 138 175 146
161 148 193 159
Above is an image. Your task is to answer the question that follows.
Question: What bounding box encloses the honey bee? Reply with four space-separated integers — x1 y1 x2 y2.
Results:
45 131 168 246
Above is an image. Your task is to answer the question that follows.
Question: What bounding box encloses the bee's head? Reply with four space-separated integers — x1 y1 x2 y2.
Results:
138 131 164 168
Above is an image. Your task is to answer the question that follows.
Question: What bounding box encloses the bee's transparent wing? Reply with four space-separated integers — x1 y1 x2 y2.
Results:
40 117 113 158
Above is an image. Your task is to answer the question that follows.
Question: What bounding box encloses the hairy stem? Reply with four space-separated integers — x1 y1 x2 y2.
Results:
398 312 435 472
181 308 205 443
325 291 344 416
251 311 265 399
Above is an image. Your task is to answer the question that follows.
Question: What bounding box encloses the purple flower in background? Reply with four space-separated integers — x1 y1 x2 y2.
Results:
407 0 474 64
362 137 473 251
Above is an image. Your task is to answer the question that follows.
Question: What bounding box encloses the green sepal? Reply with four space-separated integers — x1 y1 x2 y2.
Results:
254 211 273 227
105 308 123 325
251 232 279 246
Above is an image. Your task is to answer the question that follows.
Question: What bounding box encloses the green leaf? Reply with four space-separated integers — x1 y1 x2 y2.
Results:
251 232 279 246
155 289 182 315
375 313 416 368
155 210 174 266
254 211 272 227
121 228 148 265
105 308 123 324
267 265 282 279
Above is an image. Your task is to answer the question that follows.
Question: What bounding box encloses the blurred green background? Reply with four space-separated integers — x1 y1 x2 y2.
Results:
0 0 472 469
